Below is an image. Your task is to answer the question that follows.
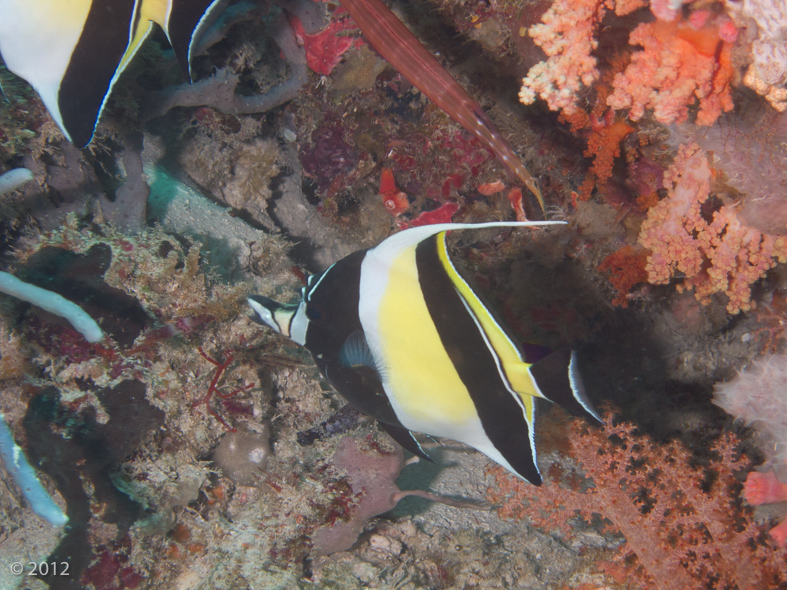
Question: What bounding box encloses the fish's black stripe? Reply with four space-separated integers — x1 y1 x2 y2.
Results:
416 236 541 484
59 0 138 147
304 250 403 428
167 0 223 77
303 250 366 358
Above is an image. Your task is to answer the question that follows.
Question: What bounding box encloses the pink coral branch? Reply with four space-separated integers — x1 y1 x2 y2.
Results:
487 412 783 588
607 18 734 126
518 0 646 116
637 144 787 313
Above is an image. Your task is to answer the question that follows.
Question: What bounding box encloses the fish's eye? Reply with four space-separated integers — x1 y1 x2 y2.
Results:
306 305 324 322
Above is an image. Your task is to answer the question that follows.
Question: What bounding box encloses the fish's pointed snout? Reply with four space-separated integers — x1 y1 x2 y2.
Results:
248 295 299 338
248 295 282 330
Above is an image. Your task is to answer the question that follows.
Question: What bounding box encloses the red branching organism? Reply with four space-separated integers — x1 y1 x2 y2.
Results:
288 10 358 76
597 245 649 307
486 411 787 588
401 202 459 229
191 346 254 432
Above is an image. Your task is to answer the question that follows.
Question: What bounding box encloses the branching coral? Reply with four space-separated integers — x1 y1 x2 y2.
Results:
487 412 786 588
724 0 787 112
576 117 634 200
607 17 735 125
637 144 787 313
141 12 309 122
520 0 735 126
519 0 645 116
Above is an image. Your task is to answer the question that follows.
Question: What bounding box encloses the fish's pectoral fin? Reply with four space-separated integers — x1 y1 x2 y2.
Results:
339 330 376 369
379 422 432 462
338 330 387 381
528 350 602 423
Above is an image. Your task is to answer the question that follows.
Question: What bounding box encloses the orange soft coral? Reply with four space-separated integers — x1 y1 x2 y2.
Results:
597 245 649 307
638 144 787 313
577 117 633 200
607 18 734 125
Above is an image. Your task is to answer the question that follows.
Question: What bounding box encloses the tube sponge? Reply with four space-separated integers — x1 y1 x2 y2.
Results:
0 271 103 342
0 168 33 196
0 413 68 526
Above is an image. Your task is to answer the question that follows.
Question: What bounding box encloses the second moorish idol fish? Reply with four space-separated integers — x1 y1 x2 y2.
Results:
0 0 225 147
248 222 601 485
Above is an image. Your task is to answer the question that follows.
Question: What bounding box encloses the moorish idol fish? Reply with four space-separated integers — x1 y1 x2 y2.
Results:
248 222 601 484
0 0 225 147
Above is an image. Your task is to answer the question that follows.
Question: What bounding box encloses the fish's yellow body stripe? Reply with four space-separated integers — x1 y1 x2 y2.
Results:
435 233 541 410
119 0 170 73
142 0 170 24
377 246 477 430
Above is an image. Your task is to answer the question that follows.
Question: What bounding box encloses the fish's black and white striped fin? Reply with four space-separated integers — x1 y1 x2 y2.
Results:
528 350 602 423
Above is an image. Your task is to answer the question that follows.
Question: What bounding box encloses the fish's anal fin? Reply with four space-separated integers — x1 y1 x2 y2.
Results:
528 350 602 423
379 422 432 462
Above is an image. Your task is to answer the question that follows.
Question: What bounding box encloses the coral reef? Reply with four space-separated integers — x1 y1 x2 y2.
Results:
3 0 787 588
178 135 280 229
520 0 735 126
673 105 787 235
518 0 636 116
487 411 787 588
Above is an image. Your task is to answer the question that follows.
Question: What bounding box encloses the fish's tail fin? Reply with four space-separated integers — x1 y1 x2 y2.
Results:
529 350 602 423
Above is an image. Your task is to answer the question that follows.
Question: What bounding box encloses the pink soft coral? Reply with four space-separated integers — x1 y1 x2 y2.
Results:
607 18 734 125
518 0 646 116
638 144 787 313
520 0 735 125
